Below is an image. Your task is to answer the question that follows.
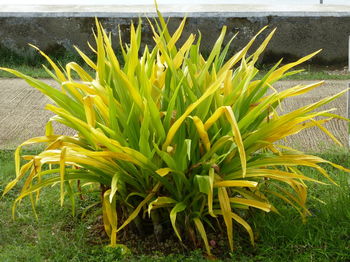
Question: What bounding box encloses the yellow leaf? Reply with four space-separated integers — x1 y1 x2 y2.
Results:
224 106 246 177
231 212 255 246
192 116 211 151
167 17 187 51
215 180 258 188
170 202 187 241
230 197 271 212
311 118 342 146
117 183 160 233
29 44 67 82
163 72 227 150
156 168 172 177
60 147 67 206
103 190 118 246
266 50 321 83
193 217 212 256
208 168 215 217
218 187 233 250
173 34 195 69
83 95 96 127
74 46 97 69
148 197 176 217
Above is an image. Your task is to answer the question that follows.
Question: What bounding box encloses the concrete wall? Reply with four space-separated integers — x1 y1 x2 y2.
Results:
1 5 350 65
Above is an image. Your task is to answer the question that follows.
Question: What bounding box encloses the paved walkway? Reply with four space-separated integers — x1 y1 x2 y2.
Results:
2 4 350 16
0 78 348 151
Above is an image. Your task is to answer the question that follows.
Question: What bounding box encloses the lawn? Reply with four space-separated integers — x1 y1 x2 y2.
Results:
1 149 349 261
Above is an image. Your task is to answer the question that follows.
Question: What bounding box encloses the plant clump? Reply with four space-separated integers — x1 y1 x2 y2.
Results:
2 8 349 257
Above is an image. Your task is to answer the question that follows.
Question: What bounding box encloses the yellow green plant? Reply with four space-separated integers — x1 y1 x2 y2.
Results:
2 9 350 256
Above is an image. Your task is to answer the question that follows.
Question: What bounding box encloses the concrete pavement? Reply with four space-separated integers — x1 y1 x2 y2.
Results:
2 4 350 17
0 78 348 151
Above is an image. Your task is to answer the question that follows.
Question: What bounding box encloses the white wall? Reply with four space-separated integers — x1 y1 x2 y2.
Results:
0 0 349 5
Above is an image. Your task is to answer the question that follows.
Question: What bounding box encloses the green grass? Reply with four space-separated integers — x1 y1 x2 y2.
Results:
0 46 95 79
0 65 51 78
0 64 93 79
258 66 350 80
232 150 350 261
279 70 350 80
0 48 349 81
0 149 349 261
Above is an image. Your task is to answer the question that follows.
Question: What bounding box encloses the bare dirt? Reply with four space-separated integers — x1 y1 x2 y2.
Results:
0 78 348 152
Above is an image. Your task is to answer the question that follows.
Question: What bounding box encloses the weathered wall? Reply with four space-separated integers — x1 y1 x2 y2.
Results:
0 5 350 65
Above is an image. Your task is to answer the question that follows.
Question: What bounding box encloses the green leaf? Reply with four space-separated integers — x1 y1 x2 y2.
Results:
170 202 187 241
110 172 120 203
194 175 210 195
